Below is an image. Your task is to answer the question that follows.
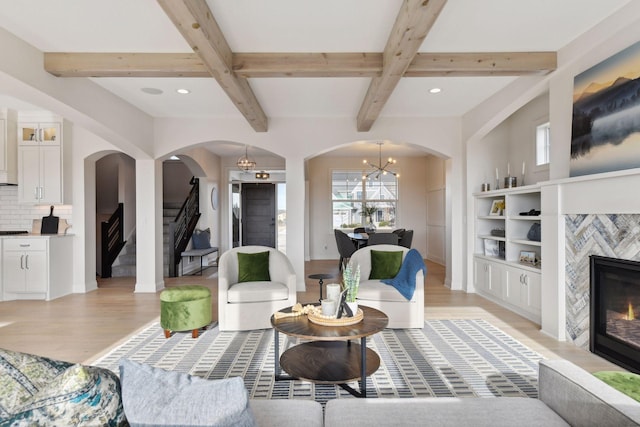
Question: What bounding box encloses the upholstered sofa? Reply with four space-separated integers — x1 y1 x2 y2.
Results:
324 359 640 426
3 348 639 426
349 244 425 328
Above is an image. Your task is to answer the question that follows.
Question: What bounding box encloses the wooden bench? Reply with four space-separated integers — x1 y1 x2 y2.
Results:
180 247 218 276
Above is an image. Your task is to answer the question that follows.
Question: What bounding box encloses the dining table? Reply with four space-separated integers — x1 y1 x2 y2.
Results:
347 232 368 248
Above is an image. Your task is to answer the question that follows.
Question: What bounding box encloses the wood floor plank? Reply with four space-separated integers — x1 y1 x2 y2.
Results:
0 259 620 372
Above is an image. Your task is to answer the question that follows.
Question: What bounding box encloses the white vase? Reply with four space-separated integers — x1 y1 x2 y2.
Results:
346 301 358 317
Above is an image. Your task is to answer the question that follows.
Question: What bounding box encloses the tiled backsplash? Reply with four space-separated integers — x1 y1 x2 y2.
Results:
565 214 640 348
0 186 72 231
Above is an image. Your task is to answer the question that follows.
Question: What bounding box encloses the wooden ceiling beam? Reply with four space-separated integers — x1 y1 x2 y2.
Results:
45 51 556 78
406 52 557 77
157 0 268 132
356 0 448 132
44 53 210 77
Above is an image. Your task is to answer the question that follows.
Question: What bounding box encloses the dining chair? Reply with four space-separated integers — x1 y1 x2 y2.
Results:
353 227 366 234
367 233 399 246
334 229 357 270
399 230 414 248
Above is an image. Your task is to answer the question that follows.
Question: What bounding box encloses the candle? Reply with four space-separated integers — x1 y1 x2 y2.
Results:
522 161 525 175
495 168 499 180
507 163 510 176
326 284 341 302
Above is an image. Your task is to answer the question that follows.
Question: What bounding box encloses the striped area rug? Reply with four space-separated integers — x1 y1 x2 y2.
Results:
92 319 542 404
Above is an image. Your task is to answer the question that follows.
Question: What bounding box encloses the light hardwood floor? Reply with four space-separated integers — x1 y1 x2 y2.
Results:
0 259 620 372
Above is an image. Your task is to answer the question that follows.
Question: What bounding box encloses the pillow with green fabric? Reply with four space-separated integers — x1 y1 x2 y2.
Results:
369 250 403 280
593 371 640 402
237 251 271 282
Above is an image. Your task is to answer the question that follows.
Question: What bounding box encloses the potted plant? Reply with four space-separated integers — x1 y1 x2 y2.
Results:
360 203 377 232
342 261 360 316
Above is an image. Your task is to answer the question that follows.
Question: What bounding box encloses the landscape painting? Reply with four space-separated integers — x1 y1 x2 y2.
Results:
571 40 640 177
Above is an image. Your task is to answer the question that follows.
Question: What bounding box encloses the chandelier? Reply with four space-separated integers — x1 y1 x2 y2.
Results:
237 145 256 172
362 142 399 179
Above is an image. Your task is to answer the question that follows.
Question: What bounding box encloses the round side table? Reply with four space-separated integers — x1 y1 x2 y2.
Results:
308 273 335 301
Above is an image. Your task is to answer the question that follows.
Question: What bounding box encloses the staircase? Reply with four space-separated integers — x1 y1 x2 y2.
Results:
110 202 183 278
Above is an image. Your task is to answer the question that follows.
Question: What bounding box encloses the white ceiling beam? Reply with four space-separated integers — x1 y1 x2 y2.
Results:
357 0 448 132
157 0 268 132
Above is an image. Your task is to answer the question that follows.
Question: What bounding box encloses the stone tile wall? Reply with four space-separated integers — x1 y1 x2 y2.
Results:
565 214 640 348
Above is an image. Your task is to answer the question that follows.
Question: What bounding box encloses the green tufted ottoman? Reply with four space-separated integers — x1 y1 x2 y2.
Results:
160 285 212 338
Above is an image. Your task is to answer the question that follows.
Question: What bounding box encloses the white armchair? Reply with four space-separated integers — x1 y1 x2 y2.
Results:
218 246 297 331
349 244 424 328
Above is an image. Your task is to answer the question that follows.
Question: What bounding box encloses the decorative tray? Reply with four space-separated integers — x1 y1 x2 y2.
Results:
307 308 363 326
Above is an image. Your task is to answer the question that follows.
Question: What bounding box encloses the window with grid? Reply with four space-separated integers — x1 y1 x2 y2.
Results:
332 171 397 230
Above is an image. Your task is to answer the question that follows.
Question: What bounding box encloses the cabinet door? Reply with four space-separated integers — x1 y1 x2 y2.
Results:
18 123 39 146
474 259 490 293
487 262 504 298
522 271 541 313
3 252 25 292
39 145 62 204
39 123 60 145
18 146 41 202
24 251 48 293
505 266 523 307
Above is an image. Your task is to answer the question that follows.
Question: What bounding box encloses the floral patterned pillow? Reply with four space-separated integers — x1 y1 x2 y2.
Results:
0 348 126 426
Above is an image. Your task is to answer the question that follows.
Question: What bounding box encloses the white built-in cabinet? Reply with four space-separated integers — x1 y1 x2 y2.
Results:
1 236 73 301
17 120 63 204
0 109 17 185
473 186 542 323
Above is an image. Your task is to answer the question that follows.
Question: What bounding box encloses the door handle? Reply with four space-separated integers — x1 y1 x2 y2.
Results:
20 254 24 270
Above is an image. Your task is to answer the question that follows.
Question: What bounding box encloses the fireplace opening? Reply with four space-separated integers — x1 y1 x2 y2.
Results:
590 255 640 373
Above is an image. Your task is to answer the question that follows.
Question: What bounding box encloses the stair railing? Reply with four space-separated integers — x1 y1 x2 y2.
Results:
168 177 201 277
101 203 126 278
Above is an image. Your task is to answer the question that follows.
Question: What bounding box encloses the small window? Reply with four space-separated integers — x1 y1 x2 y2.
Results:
536 122 550 166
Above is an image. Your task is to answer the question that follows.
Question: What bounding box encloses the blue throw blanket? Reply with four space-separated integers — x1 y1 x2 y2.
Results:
382 249 426 300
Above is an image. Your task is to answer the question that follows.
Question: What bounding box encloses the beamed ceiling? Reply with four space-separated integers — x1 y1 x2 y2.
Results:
0 0 633 135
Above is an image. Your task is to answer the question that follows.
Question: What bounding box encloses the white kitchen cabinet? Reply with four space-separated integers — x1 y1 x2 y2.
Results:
1 236 73 301
18 122 60 145
18 121 63 204
3 239 48 294
0 109 18 185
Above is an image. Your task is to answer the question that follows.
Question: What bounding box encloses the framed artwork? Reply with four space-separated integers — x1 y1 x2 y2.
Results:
484 239 499 257
519 250 537 265
571 39 640 177
489 199 504 216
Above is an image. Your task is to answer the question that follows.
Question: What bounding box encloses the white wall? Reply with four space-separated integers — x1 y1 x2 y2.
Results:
162 161 193 204
426 156 446 264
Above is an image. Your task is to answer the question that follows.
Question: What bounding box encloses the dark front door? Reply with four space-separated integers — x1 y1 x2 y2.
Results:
242 183 276 247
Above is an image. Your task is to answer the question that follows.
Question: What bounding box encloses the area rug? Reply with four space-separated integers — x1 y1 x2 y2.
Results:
91 319 542 404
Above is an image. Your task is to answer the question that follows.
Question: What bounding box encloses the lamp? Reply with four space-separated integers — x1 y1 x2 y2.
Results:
362 142 399 179
237 145 256 172
255 171 270 179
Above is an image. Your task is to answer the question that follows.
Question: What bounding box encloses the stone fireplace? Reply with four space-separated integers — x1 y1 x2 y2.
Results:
565 214 640 350
590 255 640 373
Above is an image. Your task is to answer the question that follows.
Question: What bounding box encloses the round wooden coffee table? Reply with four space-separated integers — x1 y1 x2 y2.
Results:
270 305 388 397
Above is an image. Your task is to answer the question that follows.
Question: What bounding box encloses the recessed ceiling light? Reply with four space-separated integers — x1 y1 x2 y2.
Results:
169 155 180 160
141 87 163 95
176 88 191 94
429 88 442 94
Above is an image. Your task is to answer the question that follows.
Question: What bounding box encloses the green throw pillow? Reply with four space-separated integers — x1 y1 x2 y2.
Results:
593 371 640 402
237 251 271 282
369 250 403 280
